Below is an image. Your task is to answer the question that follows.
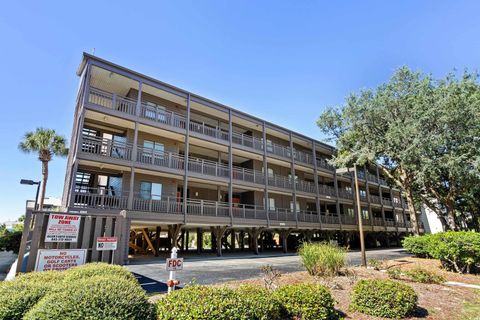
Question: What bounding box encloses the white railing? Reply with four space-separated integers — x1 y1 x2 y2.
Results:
231 132 264 151
189 121 229 141
232 167 265 185
140 103 186 129
136 147 185 170
73 187 129 209
267 142 292 159
296 180 316 194
188 158 230 178
268 174 294 190
89 87 137 115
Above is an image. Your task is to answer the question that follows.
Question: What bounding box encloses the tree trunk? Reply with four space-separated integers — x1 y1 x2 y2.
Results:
39 160 49 210
399 168 420 235
445 198 458 230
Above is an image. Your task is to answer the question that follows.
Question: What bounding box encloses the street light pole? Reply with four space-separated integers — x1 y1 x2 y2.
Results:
353 164 367 267
20 179 41 211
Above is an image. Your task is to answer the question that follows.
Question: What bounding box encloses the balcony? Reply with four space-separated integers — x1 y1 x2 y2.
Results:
369 195 381 205
89 87 137 115
385 218 396 227
318 184 337 197
80 136 133 161
342 215 357 225
366 172 379 183
373 217 384 226
317 158 335 172
338 189 354 200
232 132 264 151
321 215 340 225
382 198 393 207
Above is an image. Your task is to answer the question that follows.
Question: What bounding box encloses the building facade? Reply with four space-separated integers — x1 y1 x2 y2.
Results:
62 53 418 263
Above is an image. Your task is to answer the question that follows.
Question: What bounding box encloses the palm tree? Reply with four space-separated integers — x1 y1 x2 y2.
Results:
19 128 68 210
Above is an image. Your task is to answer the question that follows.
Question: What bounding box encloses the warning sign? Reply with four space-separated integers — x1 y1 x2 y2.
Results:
35 249 87 272
96 237 118 251
45 214 81 243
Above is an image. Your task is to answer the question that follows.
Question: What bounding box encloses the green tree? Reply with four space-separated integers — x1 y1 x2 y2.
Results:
317 68 480 233
19 128 68 210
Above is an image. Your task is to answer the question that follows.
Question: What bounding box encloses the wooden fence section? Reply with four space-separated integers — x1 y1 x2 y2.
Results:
16 210 128 273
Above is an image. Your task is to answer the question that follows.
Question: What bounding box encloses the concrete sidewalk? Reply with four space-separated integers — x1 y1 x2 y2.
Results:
127 248 410 291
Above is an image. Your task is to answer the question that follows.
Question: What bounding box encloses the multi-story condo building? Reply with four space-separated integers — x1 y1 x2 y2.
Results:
62 53 418 264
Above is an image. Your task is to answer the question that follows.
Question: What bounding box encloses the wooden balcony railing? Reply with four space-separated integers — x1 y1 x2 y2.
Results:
366 172 379 183
370 195 382 204
80 136 133 161
317 158 335 171
318 184 337 197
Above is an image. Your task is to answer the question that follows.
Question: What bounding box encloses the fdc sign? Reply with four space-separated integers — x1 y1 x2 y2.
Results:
166 258 183 271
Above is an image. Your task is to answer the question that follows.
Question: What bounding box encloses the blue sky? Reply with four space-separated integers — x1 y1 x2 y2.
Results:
1 1 479 221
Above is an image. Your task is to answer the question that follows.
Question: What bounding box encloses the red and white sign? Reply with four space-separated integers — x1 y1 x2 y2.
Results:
45 214 81 243
166 258 184 271
35 249 86 272
96 237 118 251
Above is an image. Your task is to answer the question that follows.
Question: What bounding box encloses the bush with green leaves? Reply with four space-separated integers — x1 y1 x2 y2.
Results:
63 262 137 283
386 267 403 280
402 234 435 258
157 285 282 320
0 229 22 254
274 283 337 320
0 271 64 320
429 231 480 274
350 279 418 318
298 242 346 277
402 231 480 274
404 268 445 284
24 274 156 320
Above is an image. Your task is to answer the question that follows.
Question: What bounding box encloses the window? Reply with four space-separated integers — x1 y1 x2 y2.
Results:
360 189 367 198
262 167 274 177
345 186 353 194
288 173 298 181
140 182 162 200
266 139 273 152
290 201 300 212
263 197 275 210
144 101 167 122
143 140 164 153
346 207 355 217
393 197 400 204
362 209 369 219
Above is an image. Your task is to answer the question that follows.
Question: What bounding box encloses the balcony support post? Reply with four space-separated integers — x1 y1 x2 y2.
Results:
68 106 86 208
183 94 191 224
289 132 298 227
377 167 387 230
333 172 342 229
228 110 233 226
127 168 135 210
262 122 270 227
311 141 323 228
365 166 374 227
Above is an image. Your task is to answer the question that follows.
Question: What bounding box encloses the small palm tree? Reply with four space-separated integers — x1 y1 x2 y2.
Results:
19 128 68 210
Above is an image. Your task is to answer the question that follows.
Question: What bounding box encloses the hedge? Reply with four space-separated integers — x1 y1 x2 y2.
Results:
63 262 138 283
24 274 156 320
402 231 480 273
274 283 337 320
0 271 64 320
350 279 418 318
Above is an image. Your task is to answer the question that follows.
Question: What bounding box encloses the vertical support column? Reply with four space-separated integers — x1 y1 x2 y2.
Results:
333 171 342 229
128 80 142 209
289 132 297 226
364 166 374 227
312 141 322 228
68 106 86 208
228 109 233 226
377 167 387 230
196 228 203 253
262 122 270 226
350 173 359 224
183 94 191 223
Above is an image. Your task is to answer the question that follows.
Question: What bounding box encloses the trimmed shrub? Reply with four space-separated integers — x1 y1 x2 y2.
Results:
24 274 156 320
402 234 434 258
0 271 64 320
63 262 137 283
350 279 418 318
236 285 282 320
404 268 444 284
299 242 346 277
368 258 384 270
429 231 480 274
157 285 282 320
157 285 239 320
274 283 337 320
